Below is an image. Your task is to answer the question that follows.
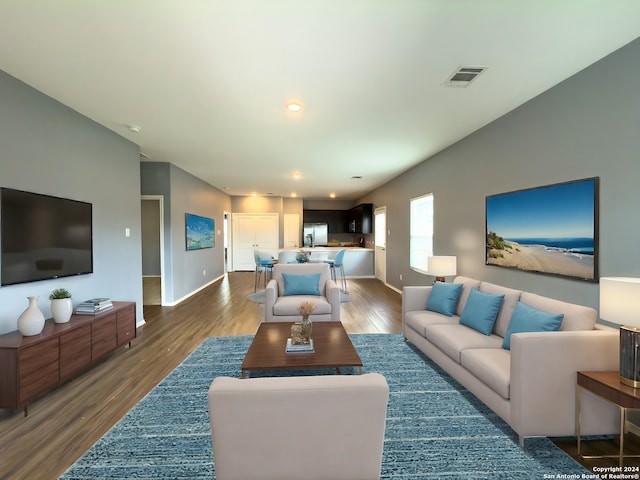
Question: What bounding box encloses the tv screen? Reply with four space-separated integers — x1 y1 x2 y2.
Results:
1 188 93 286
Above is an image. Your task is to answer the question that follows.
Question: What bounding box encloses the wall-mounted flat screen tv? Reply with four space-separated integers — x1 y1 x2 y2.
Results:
1 188 93 286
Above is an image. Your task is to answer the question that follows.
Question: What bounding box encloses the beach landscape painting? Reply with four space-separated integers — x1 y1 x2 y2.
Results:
185 213 215 250
486 178 598 281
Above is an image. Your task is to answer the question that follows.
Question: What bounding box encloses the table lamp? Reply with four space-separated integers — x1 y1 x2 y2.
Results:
427 256 457 283
599 277 640 388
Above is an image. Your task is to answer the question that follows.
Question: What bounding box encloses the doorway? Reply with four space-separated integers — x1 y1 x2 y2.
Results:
374 206 386 283
141 196 165 305
224 211 231 272
284 213 300 248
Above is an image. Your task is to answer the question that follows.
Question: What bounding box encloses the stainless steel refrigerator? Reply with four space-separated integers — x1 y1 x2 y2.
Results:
303 223 328 247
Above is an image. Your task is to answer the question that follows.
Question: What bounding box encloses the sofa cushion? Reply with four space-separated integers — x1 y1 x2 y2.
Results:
426 282 463 317
478 282 522 337
404 311 459 337
453 276 482 316
282 273 321 296
502 301 563 350
461 348 511 400
519 292 596 331
423 324 503 364
273 296 332 316
459 288 505 336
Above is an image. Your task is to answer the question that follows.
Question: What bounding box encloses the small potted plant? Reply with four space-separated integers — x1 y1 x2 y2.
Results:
295 251 310 263
49 288 73 324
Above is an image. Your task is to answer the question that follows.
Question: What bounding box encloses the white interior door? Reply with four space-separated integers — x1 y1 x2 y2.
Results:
374 207 386 282
232 214 279 270
283 214 300 248
253 215 279 253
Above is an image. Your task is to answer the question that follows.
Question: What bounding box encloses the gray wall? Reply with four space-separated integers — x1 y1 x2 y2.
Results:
303 199 354 210
0 70 143 334
141 162 231 304
360 37 640 311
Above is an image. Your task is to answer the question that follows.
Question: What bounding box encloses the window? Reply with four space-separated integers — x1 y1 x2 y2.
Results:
410 193 433 274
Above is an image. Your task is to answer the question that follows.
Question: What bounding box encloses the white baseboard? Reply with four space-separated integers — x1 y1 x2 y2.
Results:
163 275 225 306
627 420 640 437
385 282 402 295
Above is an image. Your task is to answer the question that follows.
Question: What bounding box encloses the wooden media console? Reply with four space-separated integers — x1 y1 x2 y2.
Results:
0 301 136 416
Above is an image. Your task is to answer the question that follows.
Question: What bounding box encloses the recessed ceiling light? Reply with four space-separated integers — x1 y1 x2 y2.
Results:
329 193 336 198
286 102 303 112
291 192 297 198
251 192 257 197
292 172 301 180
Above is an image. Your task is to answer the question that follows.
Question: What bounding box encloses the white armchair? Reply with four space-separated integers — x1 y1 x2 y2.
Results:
208 373 389 480
264 263 341 322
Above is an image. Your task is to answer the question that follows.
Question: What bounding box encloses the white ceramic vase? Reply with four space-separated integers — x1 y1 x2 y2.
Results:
17 296 45 336
51 298 73 323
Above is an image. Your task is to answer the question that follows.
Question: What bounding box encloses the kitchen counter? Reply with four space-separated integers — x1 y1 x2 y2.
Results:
269 248 374 278
300 247 373 251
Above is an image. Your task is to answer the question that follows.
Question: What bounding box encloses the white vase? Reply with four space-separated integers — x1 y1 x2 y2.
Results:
51 298 73 323
17 296 45 336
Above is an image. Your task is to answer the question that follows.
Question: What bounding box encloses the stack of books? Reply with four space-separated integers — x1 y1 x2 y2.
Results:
75 297 114 315
285 338 315 353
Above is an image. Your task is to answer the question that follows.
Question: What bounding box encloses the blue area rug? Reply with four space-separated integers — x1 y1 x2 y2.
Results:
60 334 588 479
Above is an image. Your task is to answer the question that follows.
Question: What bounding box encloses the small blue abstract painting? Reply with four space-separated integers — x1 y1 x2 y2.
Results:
185 213 214 250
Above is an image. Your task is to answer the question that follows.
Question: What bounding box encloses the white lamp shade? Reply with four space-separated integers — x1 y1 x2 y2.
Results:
427 256 457 277
600 277 640 328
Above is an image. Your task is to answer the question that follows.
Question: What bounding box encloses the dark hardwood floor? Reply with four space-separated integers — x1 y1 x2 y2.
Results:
0 272 401 480
0 272 636 479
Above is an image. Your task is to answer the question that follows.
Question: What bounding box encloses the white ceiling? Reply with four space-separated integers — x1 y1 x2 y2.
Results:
1 1 639 200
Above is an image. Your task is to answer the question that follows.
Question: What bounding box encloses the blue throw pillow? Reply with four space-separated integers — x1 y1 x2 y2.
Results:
502 302 564 350
282 273 321 296
459 288 505 336
425 282 463 317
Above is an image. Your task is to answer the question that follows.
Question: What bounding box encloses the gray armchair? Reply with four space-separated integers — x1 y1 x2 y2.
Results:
264 263 341 322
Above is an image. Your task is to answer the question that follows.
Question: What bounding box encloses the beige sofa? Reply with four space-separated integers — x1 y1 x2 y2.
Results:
402 276 620 444
265 263 341 322
208 373 389 480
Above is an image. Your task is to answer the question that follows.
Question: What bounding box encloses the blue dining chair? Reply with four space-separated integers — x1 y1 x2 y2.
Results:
324 249 347 293
254 250 274 291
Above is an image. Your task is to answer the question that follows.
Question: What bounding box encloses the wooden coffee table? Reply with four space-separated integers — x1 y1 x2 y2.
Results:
241 321 363 378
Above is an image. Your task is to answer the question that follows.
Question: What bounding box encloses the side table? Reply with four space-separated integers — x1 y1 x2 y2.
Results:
577 371 640 467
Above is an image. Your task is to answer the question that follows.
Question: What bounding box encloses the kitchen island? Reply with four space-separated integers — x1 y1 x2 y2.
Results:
269 247 374 278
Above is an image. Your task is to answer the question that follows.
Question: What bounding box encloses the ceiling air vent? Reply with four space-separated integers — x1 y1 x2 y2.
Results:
444 66 488 87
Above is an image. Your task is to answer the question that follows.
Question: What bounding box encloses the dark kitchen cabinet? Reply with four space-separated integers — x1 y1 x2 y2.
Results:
327 210 348 233
303 210 348 233
348 204 373 234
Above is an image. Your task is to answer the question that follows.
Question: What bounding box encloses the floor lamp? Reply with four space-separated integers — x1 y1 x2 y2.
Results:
427 256 457 283
600 277 640 388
